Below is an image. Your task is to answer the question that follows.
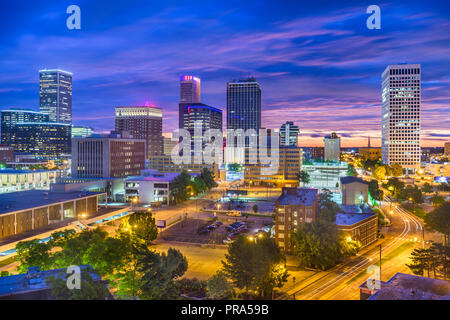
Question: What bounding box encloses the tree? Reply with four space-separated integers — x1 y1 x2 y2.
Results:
177 278 207 298
124 210 158 245
318 188 341 222
368 180 383 201
429 194 445 207
221 233 288 298
390 163 403 177
425 202 450 245
401 185 424 204
297 170 310 187
170 170 192 204
15 239 52 273
46 267 110 300
373 165 387 181
407 248 432 277
138 246 188 300
200 168 218 189
422 183 433 194
383 177 405 199
252 204 258 214
347 164 357 177
291 220 360 270
207 271 234 300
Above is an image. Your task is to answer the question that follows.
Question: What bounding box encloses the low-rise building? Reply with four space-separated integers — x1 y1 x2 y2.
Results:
72 132 146 179
302 162 348 190
360 272 450 300
125 170 179 205
335 212 377 248
0 169 57 194
359 147 381 161
340 176 369 206
52 177 125 202
444 142 450 157
0 265 110 300
425 162 450 178
0 190 106 240
244 146 302 187
148 154 219 177
274 187 319 253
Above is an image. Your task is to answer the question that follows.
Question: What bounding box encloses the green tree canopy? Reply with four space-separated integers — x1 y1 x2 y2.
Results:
221 233 288 298
425 202 450 245
206 271 234 300
297 170 310 187
124 210 158 245
291 220 360 270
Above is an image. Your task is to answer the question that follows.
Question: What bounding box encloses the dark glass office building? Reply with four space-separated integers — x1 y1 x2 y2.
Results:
7 122 71 158
1 109 49 145
179 103 222 155
226 77 261 147
39 69 73 124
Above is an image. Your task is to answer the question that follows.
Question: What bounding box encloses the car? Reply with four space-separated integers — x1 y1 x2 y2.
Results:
198 229 210 235
215 221 223 226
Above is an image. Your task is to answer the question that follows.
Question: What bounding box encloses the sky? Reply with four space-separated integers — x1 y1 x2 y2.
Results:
0 0 449 147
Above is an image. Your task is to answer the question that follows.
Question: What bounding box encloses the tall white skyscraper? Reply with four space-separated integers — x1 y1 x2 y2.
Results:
381 64 421 174
39 69 72 124
180 75 201 103
280 121 299 146
324 132 341 162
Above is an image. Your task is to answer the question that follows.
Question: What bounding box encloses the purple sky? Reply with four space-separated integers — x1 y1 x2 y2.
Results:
0 0 449 147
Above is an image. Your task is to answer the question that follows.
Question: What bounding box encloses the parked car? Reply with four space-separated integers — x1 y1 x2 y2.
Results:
198 229 210 235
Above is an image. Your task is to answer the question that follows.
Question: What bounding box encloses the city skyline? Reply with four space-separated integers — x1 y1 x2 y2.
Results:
0 1 449 147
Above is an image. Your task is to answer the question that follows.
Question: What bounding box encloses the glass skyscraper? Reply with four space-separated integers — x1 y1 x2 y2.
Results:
226 77 261 147
1 109 49 145
39 69 73 124
180 75 201 103
381 64 421 174
280 121 299 147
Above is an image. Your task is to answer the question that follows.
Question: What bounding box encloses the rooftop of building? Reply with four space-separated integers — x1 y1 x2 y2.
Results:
180 102 222 113
0 190 104 215
0 265 100 298
340 204 374 214
125 170 181 183
335 212 375 226
0 168 57 175
276 187 318 206
367 272 450 300
340 176 369 185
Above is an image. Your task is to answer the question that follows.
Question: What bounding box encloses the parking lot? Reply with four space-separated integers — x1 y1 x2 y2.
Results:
158 217 273 245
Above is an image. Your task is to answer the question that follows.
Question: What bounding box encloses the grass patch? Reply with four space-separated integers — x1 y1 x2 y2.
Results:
402 205 426 219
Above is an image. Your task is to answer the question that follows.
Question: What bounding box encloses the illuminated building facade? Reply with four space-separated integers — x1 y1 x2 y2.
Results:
115 106 163 158
72 125 94 138
72 133 146 178
280 121 299 147
324 132 341 162
227 78 261 147
382 64 421 174
274 187 319 253
5 122 71 158
39 69 72 124
180 75 201 103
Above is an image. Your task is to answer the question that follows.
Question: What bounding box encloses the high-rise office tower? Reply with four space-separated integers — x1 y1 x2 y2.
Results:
382 64 421 174
226 77 261 147
180 75 201 103
115 106 163 158
39 69 73 124
1 109 49 144
179 103 222 156
324 132 341 162
7 122 71 158
280 121 299 147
